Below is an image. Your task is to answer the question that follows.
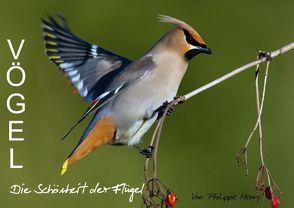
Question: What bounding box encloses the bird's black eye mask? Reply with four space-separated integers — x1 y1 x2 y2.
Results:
183 29 211 61
183 29 207 49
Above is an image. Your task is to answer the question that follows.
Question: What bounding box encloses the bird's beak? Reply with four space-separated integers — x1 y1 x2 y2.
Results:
190 45 212 55
199 46 212 54
185 45 213 61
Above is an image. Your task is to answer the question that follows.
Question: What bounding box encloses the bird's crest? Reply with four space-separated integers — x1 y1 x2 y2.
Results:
158 14 206 45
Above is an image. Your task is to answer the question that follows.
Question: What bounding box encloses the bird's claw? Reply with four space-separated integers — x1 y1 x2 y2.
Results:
166 105 175 116
157 101 175 119
139 146 154 158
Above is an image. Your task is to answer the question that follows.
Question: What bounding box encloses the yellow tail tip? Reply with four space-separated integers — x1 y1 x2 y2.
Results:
61 159 69 175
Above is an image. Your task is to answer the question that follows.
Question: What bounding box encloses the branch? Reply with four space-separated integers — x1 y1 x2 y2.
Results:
183 42 294 101
142 42 293 208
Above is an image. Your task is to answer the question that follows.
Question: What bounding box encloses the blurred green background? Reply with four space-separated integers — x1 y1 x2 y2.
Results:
0 0 293 207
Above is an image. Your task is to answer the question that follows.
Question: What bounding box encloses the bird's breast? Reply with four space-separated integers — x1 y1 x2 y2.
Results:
111 53 188 145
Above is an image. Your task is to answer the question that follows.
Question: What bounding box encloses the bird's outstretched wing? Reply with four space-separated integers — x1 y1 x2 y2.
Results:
41 15 132 102
42 15 155 141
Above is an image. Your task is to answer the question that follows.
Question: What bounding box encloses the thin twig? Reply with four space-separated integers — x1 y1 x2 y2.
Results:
255 59 271 191
237 58 271 172
258 61 270 165
183 42 294 101
255 61 262 160
143 97 184 207
152 98 183 179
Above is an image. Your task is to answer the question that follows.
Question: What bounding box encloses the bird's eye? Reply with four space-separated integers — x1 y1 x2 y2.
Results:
183 29 194 45
186 34 193 42
183 29 204 48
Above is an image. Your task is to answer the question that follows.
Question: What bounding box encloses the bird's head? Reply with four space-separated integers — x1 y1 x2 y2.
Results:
158 15 212 61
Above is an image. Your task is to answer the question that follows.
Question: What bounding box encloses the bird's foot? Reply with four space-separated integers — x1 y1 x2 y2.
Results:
156 101 175 119
166 105 175 116
137 145 154 158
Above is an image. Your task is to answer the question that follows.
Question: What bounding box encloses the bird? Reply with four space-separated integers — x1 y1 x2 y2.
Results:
41 15 212 175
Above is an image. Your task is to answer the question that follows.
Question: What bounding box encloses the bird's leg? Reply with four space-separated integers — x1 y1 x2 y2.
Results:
143 105 156 120
134 145 154 158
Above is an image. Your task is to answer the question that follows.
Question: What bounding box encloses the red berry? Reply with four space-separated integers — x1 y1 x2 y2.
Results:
271 196 280 208
265 186 273 199
166 192 176 207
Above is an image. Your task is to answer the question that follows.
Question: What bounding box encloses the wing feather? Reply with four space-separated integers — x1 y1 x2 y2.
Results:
41 15 132 102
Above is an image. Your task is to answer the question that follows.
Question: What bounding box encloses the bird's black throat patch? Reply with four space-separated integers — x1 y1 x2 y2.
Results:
185 49 201 61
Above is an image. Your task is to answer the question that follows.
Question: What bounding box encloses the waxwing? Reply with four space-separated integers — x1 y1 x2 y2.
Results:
41 15 212 175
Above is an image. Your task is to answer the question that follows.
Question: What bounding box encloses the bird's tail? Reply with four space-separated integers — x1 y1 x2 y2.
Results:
60 116 116 175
